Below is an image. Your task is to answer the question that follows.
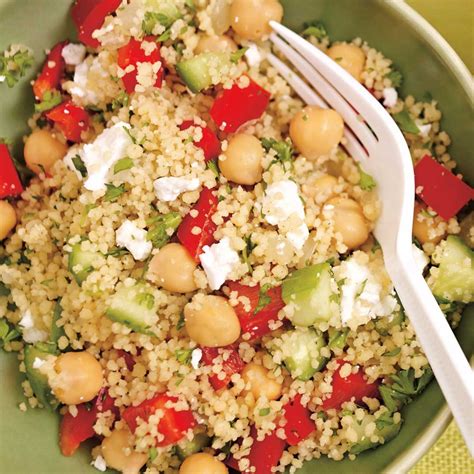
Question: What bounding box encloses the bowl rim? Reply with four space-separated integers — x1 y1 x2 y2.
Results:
379 5 470 472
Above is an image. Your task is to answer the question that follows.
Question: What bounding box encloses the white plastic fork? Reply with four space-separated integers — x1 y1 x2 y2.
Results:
268 21 474 452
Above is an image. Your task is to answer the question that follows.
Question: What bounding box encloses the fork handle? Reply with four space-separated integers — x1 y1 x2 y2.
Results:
387 256 474 455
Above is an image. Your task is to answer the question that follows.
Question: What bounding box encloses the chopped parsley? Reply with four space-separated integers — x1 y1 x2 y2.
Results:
392 109 420 134
301 20 327 40
375 411 396 431
146 212 182 248
103 183 127 202
175 348 193 364
0 319 20 348
328 328 349 350
241 235 256 272
261 137 295 168
149 447 158 461
207 159 220 178
230 47 248 64
385 69 403 88
177 312 185 330
114 157 134 174
254 283 272 314
0 44 34 88
383 347 401 357
111 91 129 111
259 407 271 416
51 299 65 346
357 164 377 191
34 89 62 113
106 247 129 257
136 292 155 309
72 155 87 178
0 281 10 297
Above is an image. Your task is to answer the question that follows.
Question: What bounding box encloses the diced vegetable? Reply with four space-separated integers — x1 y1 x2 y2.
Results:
147 211 182 248
201 344 245 390
210 77 271 133
0 143 23 198
414 155 473 220
0 44 34 88
50 300 65 345
59 389 117 456
282 262 337 327
430 236 474 303
226 282 285 340
282 395 315 445
46 101 90 142
348 411 402 454
176 52 231 93
116 349 136 371
71 0 122 47
321 360 380 411
177 187 218 261
283 328 327 381
106 283 157 334
328 328 349 351
176 431 211 460
33 41 67 101
24 343 58 410
68 242 100 285
180 120 221 161
142 0 182 34
117 36 164 94
122 393 196 447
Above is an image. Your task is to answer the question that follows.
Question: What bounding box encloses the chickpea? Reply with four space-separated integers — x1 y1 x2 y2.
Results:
101 429 148 474
412 201 446 245
184 295 240 347
0 201 17 240
325 197 369 250
196 35 238 54
52 351 103 405
241 362 282 401
149 243 198 293
24 129 68 175
219 134 263 185
230 0 283 41
179 453 228 474
302 174 338 202
289 106 344 160
327 43 366 82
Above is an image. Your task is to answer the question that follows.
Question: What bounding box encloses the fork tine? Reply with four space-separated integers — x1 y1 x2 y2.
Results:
266 51 369 162
270 33 378 154
270 21 394 137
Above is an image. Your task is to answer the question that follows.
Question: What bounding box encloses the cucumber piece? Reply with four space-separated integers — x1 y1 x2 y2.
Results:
106 283 157 334
283 328 328 381
431 235 474 303
348 411 402 454
282 262 338 326
145 0 182 26
176 52 231 93
176 432 211 460
68 242 100 286
328 327 349 351
24 344 58 410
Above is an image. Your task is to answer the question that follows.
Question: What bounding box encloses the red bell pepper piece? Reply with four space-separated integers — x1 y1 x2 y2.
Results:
177 187 218 261
122 394 196 447
71 0 122 48
210 77 271 133
117 36 164 94
226 282 285 340
414 155 473 221
59 389 117 456
46 101 90 143
282 395 315 446
201 345 245 390
33 41 67 101
0 144 23 198
321 360 380 411
180 120 221 162
117 349 136 371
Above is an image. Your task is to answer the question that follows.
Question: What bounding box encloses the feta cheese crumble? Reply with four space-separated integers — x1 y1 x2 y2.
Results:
382 87 398 108
65 122 133 192
92 455 107 472
412 244 429 274
334 258 397 327
261 180 309 250
153 177 200 202
19 310 48 343
61 43 86 66
200 237 240 290
245 43 263 67
32 357 46 370
191 348 203 369
116 220 152 261
416 122 432 137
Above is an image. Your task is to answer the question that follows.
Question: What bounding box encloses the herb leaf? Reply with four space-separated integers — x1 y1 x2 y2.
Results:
0 45 34 88
383 347 401 357
136 292 155 309
301 21 327 40
0 319 21 348
259 407 271 416
254 284 272 314
106 247 129 257
175 348 193 364
72 155 87 178
230 47 248 64
111 91 129 111
104 183 127 202
0 281 10 297
146 212 182 248
385 69 403 88
241 235 256 272
34 89 62 113
207 159 220 177
357 164 377 191
392 109 420 134
261 138 295 167
114 157 134 174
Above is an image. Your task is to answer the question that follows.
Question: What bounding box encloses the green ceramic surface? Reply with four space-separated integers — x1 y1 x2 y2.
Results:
0 1 472 473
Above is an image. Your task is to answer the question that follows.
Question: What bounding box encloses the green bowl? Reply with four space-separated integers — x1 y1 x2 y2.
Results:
0 1 472 473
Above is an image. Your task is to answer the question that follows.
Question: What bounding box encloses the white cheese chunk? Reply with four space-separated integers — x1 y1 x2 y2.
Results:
91 455 107 472
62 43 86 66
32 357 46 370
382 87 398 108
412 244 429 274
417 123 432 137
19 310 48 343
116 220 152 261
69 56 108 105
200 237 240 290
191 348 203 369
245 43 263 67
261 180 309 250
153 177 200 202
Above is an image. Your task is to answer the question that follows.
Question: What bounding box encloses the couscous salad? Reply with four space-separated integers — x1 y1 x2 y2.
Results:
0 0 473 473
